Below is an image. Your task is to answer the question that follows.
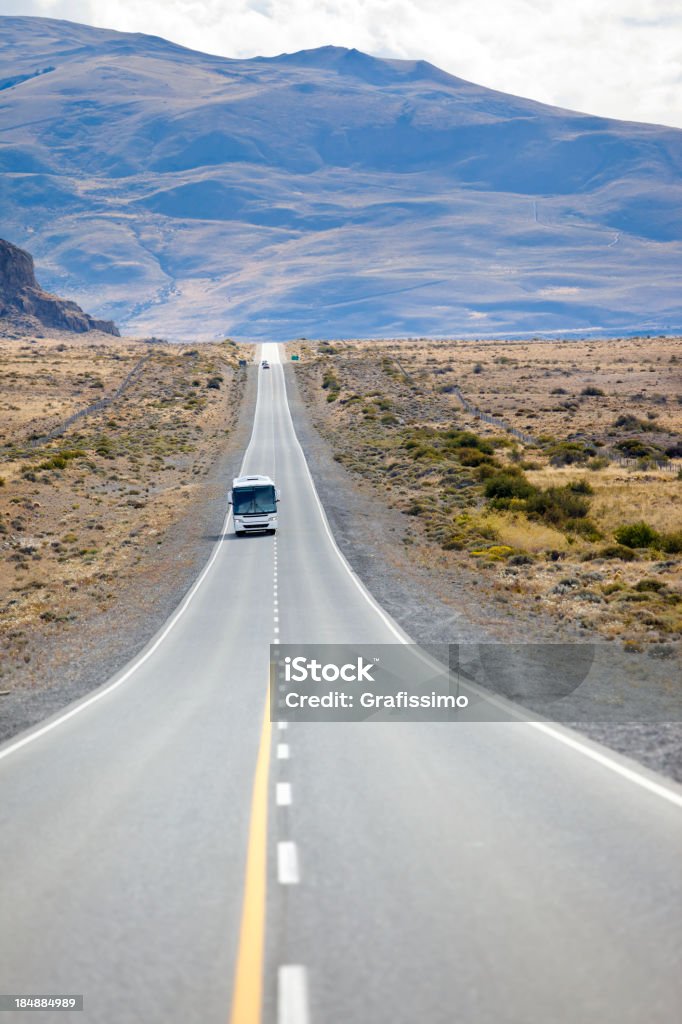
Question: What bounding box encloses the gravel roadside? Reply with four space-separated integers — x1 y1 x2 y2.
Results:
284 363 682 782
0 366 258 745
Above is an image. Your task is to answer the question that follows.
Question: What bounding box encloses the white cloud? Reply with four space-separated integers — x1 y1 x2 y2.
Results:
2 0 681 126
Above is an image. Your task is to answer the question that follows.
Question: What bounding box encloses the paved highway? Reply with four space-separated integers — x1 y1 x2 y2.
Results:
0 343 680 1024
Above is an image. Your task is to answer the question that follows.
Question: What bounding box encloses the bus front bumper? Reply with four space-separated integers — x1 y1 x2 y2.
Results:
234 515 278 533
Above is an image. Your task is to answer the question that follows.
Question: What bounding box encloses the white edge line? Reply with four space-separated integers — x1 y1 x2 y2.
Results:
278 965 309 1024
279 358 682 809
528 721 682 808
0 347 266 764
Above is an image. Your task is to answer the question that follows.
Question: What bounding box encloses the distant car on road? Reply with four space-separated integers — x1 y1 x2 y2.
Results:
261 359 270 369
229 474 280 534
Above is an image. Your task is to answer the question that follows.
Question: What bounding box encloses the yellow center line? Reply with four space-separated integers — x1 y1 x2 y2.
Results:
229 685 273 1024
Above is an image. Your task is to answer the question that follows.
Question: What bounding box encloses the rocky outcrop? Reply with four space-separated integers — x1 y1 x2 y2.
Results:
0 238 119 335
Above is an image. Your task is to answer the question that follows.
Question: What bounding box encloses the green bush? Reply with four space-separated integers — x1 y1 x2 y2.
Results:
412 445 444 462
95 436 114 457
457 447 493 467
442 535 466 550
570 518 602 541
596 545 638 561
581 386 605 397
406 501 428 516
526 485 590 524
634 578 664 592
660 530 682 554
546 441 595 466
35 448 87 472
614 521 659 549
615 439 662 459
322 369 340 393
484 471 535 501
445 430 494 454
612 413 655 431
568 479 594 495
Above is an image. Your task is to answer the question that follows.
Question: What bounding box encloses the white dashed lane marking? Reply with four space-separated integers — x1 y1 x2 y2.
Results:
277 841 300 884
278 966 310 1024
277 743 289 759
277 782 292 806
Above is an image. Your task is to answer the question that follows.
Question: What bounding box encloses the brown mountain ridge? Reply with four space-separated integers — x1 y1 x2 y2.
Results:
0 238 119 336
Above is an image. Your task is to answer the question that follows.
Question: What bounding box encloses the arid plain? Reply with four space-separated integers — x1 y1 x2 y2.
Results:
290 335 682 648
0 329 248 691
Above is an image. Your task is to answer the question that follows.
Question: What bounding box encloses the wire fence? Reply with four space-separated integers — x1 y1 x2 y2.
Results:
448 385 539 446
608 455 680 474
452 386 680 472
27 353 151 448
413 365 680 474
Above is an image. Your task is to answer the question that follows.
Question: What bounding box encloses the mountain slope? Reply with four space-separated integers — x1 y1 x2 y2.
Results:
1 16 680 340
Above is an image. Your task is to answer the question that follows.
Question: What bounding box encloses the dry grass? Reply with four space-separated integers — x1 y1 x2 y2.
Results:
480 512 570 553
590 473 681 536
524 462 681 537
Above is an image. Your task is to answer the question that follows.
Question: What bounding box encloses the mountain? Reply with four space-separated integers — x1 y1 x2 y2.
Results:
0 16 680 340
0 237 119 335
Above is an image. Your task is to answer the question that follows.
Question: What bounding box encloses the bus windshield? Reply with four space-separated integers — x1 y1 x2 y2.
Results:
233 485 277 515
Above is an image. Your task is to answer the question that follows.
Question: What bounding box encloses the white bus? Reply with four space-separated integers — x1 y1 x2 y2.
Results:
229 475 280 534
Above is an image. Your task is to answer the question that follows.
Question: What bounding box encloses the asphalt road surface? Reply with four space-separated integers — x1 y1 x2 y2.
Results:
1 344 680 1024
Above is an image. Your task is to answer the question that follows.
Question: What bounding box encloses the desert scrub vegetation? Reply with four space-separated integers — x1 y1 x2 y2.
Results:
291 336 681 645
613 521 682 553
321 363 341 401
0 333 249 682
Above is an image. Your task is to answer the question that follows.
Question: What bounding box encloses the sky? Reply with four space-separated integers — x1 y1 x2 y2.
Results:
1 0 681 128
